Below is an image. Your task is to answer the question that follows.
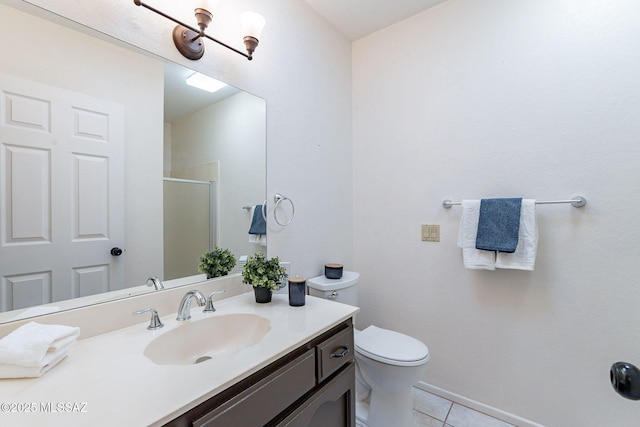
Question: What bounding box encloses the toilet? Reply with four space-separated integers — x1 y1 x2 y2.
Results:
308 271 430 427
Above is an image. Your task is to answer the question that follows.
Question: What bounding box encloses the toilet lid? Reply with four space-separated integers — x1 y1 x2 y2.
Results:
355 325 429 367
307 271 360 291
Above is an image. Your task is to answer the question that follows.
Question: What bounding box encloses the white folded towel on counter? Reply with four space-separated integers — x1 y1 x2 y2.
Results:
0 341 75 378
0 322 80 368
457 200 496 270
495 199 538 271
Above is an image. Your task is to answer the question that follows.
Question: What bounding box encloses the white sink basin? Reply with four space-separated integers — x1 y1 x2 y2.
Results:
144 313 271 365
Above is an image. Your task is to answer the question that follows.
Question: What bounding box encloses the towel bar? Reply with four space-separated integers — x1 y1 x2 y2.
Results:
442 196 586 209
242 202 268 221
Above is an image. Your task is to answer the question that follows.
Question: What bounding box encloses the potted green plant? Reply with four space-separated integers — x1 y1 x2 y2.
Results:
198 247 237 279
241 252 287 303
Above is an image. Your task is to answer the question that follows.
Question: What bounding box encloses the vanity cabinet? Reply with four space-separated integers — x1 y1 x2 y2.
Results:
165 319 355 427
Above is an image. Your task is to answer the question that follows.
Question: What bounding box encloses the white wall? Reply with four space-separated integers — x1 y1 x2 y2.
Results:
16 0 638 424
0 4 164 289
169 91 266 263
353 0 640 425
20 0 354 282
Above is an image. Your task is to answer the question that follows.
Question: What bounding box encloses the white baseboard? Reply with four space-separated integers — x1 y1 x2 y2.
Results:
415 381 547 427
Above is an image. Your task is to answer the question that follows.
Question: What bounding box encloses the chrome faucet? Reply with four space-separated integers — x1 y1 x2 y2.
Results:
203 290 226 313
146 276 164 290
176 290 206 321
133 308 164 330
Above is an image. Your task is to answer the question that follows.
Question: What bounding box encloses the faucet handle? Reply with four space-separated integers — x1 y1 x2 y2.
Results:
133 308 164 330
204 290 226 313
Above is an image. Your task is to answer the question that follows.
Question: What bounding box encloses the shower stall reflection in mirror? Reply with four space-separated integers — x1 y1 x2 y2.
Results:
163 177 217 281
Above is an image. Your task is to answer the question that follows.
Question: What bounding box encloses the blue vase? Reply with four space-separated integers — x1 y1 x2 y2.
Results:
288 277 306 307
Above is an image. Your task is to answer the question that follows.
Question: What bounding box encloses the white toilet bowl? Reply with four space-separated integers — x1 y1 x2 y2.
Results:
354 325 429 427
307 272 430 427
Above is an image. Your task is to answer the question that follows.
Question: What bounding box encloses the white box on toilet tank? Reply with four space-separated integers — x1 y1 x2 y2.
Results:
307 271 359 307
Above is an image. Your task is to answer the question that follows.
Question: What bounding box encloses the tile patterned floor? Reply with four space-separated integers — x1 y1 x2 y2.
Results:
412 387 517 427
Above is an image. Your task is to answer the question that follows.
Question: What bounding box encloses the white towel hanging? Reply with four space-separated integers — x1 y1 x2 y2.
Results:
495 199 538 270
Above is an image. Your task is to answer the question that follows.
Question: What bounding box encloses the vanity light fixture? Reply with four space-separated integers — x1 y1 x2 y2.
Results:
133 0 265 61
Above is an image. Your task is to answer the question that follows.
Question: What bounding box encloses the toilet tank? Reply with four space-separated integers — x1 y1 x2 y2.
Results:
307 271 359 306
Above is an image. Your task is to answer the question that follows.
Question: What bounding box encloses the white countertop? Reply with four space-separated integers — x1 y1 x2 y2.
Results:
0 293 359 426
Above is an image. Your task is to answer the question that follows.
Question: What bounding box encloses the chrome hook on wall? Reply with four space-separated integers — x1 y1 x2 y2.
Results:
273 193 295 226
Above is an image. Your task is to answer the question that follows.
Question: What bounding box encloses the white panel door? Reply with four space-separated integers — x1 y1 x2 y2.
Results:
0 73 125 311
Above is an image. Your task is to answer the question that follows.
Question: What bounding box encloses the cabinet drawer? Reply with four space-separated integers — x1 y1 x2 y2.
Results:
194 349 316 427
316 325 354 383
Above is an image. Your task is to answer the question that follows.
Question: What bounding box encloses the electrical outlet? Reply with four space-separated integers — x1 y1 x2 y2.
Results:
421 224 440 242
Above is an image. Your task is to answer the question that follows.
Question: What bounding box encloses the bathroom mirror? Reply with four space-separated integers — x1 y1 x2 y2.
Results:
0 1 266 322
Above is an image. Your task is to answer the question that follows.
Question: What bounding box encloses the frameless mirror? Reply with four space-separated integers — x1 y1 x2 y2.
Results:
0 1 266 323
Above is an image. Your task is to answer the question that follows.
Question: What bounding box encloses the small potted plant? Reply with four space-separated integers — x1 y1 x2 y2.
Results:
199 247 237 279
242 252 287 303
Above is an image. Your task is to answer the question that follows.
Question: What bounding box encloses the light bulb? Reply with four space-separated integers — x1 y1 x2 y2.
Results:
240 11 266 39
198 0 218 13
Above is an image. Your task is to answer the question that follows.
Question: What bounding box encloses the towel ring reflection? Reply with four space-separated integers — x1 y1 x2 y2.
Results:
261 200 267 221
273 193 294 226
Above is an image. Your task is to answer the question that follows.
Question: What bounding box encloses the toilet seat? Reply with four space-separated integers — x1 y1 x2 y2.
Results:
355 325 429 367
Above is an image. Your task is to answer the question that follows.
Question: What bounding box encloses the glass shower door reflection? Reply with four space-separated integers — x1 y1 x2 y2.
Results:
163 178 215 281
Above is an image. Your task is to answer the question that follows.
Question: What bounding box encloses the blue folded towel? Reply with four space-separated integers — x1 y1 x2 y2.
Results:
248 205 266 235
475 198 522 253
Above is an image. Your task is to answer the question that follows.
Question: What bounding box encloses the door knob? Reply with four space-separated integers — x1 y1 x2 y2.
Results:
110 247 123 256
